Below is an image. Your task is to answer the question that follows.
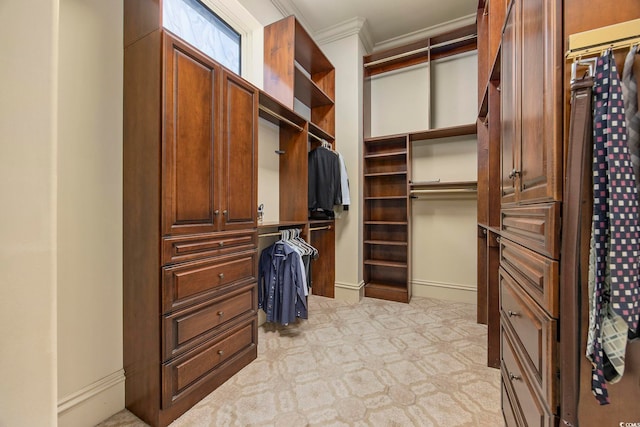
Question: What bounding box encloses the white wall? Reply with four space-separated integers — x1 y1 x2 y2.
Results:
56 1 124 426
369 63 430 136
0 0 59 426
319 31 366 301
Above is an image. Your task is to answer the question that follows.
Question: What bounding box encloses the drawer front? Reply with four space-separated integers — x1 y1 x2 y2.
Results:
163 282 257 360
162 230 257 265
501 325 554 427
500 237 559 316
502 383 519 427
162 318 257 409
500 267 557 406
501 202 560 259
163 250 256 312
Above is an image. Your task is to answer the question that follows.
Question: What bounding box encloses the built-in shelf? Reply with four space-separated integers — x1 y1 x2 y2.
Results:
364 221 408 226
364 260 408 268
308 121 335 143
364 151 407 159
364 240 409 246
258 91 306 131
294 63 334 108
365 171 407 178
410 123 477 141
364 196 407 201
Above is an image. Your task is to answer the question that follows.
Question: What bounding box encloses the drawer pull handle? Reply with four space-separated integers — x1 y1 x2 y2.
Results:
217 311 224 317
507 310 520 317
219 241 224 247
219 273 225 279
509 373 521 381
217 350 224 356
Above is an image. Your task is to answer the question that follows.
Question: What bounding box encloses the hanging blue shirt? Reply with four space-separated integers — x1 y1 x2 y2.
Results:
258 242 308 325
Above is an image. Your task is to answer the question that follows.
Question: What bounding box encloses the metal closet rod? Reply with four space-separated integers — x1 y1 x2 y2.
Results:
258 104 304 132
364 33 477 68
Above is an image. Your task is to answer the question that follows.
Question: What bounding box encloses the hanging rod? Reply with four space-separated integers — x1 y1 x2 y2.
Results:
258 104 304 132
308 131 325 143
258 231 283 238
309 225 331 232
363 34 477 68
566 18 640 59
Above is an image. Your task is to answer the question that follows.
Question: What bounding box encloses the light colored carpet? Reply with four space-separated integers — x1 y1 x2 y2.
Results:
98 295 503 426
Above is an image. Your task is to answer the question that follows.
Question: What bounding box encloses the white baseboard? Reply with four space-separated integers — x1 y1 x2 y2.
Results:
58 369 125 427
411 279 477 304
334 280 364 303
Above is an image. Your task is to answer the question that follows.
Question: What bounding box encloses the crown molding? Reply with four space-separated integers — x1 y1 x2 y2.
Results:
270 0 314 35
374 13 477 52
315 16 374 53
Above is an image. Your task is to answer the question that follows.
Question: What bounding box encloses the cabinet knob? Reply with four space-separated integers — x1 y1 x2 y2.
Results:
217 311 224 317
217 350 224 356
508 169 520 179
509 372 521 381
223 210 228 218
507 310 520 317
214 210 220 215
219 273 224 279
219 241 224 247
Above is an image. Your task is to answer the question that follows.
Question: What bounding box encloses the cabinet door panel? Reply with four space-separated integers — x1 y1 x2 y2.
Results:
163 35 220 235
500 1 518 205
518 0 561 203
221 71 257 230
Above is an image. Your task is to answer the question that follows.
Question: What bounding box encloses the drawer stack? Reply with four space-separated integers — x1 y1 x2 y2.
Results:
499 204 560 426
160 231 258 408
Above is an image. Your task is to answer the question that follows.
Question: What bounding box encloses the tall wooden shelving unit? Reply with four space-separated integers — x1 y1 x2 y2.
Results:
260 16 337 298
362 26 478 303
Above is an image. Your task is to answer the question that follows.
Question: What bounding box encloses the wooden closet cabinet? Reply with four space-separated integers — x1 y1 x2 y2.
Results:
500 0 562 207
124 9 258 425
162 46 257 236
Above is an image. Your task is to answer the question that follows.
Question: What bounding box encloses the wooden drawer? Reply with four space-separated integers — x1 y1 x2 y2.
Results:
162 230 256 265
162 318 257 409
501 324 555 427
501 202 560 259
500 237 559 316
502 382 519 427
500 267 557 409
163 282 257 360
162 250 256 312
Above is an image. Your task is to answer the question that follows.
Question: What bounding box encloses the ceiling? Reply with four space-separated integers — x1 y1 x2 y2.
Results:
238 0 478 50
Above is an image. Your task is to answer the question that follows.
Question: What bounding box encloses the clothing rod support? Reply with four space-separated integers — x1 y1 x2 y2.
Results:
258 104 304 132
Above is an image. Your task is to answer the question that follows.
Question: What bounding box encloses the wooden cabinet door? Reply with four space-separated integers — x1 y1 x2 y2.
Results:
518 0 561 204
162 34 221 236
220 71 257 230
500 1 518 206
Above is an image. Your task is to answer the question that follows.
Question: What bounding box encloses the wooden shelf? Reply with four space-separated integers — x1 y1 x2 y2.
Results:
364 260 408 268
364 171 407 178
294 64 334 108
364 221 408 226
364 151 407 159
292 19 333 75
364 282 410 303
410 123 477 141
365 240 408 246
258 90 306 130
364 196 407 200
410 180 477 190
308 121 335 142
364 134 408 144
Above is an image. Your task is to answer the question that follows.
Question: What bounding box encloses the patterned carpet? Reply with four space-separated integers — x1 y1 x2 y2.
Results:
98 295 503 426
